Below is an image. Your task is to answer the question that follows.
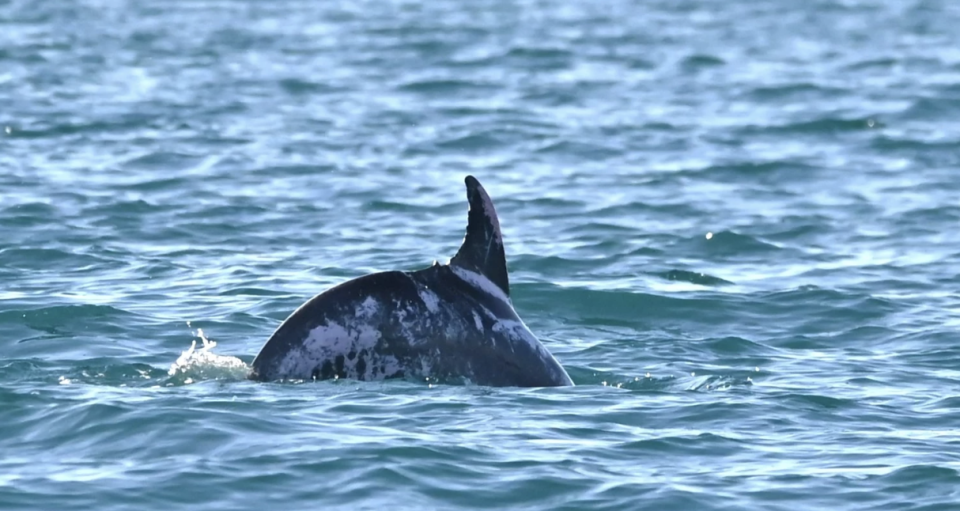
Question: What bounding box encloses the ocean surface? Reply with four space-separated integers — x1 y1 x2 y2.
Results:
3 0 960 509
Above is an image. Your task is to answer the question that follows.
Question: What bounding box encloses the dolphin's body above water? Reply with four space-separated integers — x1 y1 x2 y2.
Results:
249 176 573 387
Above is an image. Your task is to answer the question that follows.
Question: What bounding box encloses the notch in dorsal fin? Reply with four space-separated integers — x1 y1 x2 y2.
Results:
450 176 510 296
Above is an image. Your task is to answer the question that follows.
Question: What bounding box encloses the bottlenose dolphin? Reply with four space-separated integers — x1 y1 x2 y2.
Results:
249 176 573 387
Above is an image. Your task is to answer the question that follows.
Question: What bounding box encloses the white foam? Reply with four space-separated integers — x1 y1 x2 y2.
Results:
168 329 249 383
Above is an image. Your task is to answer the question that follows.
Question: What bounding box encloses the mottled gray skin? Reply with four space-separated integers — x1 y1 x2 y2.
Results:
249 176 573 387
249 265 571 386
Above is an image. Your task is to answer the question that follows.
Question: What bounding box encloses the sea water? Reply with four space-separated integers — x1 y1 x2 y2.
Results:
2 1 960 509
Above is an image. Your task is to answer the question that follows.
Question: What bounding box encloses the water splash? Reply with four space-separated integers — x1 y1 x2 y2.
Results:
168 327 249 385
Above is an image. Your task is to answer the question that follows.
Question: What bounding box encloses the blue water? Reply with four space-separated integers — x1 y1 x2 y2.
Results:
3 0 960 509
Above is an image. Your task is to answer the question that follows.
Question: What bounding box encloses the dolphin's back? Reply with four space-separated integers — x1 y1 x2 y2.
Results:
249 266 572 386
250 271 423 382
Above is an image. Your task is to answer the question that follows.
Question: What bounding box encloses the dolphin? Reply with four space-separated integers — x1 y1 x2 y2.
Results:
249 176 573 387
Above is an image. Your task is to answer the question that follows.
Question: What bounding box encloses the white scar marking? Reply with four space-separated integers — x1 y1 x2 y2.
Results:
419 287 441 313
394 299 409 323
419 356 433 376
477 186 503 239
355 296 379 319
278 320 396 380
491 318 548 356
451 265 510 304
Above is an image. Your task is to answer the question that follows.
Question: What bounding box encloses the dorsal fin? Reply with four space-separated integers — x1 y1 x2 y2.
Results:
450 176 510 296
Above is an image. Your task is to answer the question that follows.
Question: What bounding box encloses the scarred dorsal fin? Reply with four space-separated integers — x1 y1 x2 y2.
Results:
450 176 510 296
